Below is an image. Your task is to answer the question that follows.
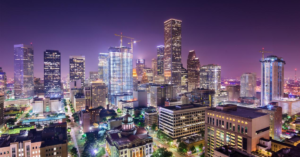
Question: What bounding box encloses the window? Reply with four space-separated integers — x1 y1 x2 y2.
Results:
213 118 214 125
233 124 235 131
238 125 240 133
241 126 244 134
245 127 248 134
216 119 218 126
230 123 232 130
226 122 228 129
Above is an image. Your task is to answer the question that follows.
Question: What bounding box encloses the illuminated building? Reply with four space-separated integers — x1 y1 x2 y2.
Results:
187 50 200 92
191 88 215 107
0 67 6 96
145 110 158 128
136 59 145 81
240 73 257 98
133 68 138 91
152 58 157 77
106 110 153 157
200 64 221 94
91 80 107 108
98 53 109 85
69 56 85 87
159 104 207 139
14 44 34 99
0 96 3 125
150 84 177 107
44 50 61 98
143 68 153 83
89 71 99 82
157 45 164 76
108 47 133 105
141 72 149 84
205 105 270 156
164 19 182 92
226 85 240 101
261 55 285 106
181 64 188 93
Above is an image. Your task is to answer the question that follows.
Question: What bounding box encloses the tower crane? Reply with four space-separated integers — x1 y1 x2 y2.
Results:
259 48 272 60
128 40 141 53
114 33 134 48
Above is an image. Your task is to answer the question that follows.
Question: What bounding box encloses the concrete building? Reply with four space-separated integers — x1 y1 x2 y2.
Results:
133 68 138 91
150 84 177 107
91 80 107 108
136 59 145 81
106 111 153 157
143 68 154 83
69 56 85 87
157 45 164 76
214 146 255 157
181 64 188 93
164 18 182 93
205 105 270 156
0 67 6 96
89 71 99 83
187 50 200 92
200 64 221 94
74 93 86 112
32 97 62 114
80 110 91 133
44 50 61 98
145 110 158 128
133 90 147 107
191 88 215 107
273 98 300 116
14 44 34 99
69 80 82 104
240 73 257 98
159 104 207 139
226 85 240 101
152 58 157 77
261 55 285 106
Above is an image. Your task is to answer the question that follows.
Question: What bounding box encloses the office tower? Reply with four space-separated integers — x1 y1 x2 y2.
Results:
157 45 165 76
164 18 182 92
200 64 221 94
145 110 158 128
261 56 285 106
191 88 215 107
143 68 153 83
89 71 99 82
205 105 270 156
0 96 4 125
187 50 200 92
108 47 133 105
226 85 240 101
180 64 188 93
159 104 207 138
91 80 107 108
152 58 157 77
240 73 257 98
150 84 177 107
133 68 138 91
136 59 145 81
44 50 61 98
0 67 6 96
98 53 109 85
141 72 149 84
69 56 85 87
14 44 34 99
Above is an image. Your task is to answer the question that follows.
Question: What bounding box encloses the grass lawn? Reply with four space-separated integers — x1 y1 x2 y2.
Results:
8 126 35 134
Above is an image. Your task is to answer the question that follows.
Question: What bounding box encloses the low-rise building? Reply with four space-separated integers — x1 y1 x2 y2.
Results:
145 110 158 128
214 146 255 157
74 93 86 112
271 139 294 153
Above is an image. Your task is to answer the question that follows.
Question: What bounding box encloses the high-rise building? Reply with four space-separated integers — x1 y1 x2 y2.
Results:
240 73 257 98
205 105 270 156
200 64 221 94
226 85 240 101
164 18 182 92
133 68 138 91
69 56 85 87
98 53 109 85
261 55 285 106
0 96 4 125
0 67 7 96
187 50 200 92
157 45 165 76
44 50 61 98
136 59 145 81
150 84 177 107
152 58 157 77
143 68 153 83
108 47 133 105
91 80 107 108
14 44 34 99
89 71 99 82
180 64 188 93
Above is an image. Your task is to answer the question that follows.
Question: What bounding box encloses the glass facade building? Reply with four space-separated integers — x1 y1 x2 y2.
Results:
240 73 257 98
0 67 6 96
200 64 221 94
187 50 200 92
108 47 133 105
164 19 182 92
261 55 285 106
14 44 34 99
69 56 85 86
157 45 164 76
136 59 145 81
98 53 109 86
44 50 61 98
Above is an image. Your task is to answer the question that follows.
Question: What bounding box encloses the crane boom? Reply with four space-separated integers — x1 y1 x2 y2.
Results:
259 48 272 60
115 33 134 47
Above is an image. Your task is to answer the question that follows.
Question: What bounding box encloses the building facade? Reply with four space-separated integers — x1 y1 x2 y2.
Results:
44 50 61 98
261 55 285 106
187 50 200 92
98 53 109 85
200 64 221 94
136 59 145 81
69 56 85 87
226 85 240 101
157 45 164 76
91 80 107 108
181 64 188 93
145 111 158 128
89 71 99 83
164 19 182 92
152 58 157 77
0 68 6 97
143 68 153 83
14 44 34 99
240 73 257 98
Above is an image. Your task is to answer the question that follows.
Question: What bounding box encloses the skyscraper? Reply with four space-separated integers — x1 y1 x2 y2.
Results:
240 73 257 98
91 80 107 108
69 56 85 87
157 45 165 76
108 47 133 105
261 55 285 106
0 67 7 96
89 71 99 82
133 68 138 91
164 18 182 92
180 64 188 93
98 53 109 85
152 58 157 77
14 44 34 99
44 50 61 98
200 64 221 94
136 59 145 81
187 50 200 92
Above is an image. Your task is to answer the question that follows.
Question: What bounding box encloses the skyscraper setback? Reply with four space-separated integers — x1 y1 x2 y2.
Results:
187 50 200 92
164 18 182 92
261 55 285 106
69 56 85 86
157 45 164 76
14 44 34 99
44 50 61 98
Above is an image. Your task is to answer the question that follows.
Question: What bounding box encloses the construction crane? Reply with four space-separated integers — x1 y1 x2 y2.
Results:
114 33 134 47
128 40 141 53
259 48 272 60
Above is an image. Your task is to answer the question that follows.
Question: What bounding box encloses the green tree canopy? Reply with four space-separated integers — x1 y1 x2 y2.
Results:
151 148 172 157
178 142 188 154
70 147 78 157
151 123 157 131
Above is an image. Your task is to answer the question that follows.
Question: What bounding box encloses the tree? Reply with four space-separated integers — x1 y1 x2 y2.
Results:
199 143 204 151
102 117 107 122
200 153 205 157
117 108 122 113
178 142 188 154
97 147 106 157
151 123 157 131
199 129 205 137
25 113 30 118
70 147 78 157
190 146 196 153
151 148 172 157
6 118 16 126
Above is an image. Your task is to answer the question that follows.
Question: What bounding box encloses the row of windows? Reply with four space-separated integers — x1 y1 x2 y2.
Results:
207 117 248 134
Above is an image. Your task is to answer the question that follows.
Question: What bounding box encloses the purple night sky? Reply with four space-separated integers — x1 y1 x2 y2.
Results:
0 0 299 79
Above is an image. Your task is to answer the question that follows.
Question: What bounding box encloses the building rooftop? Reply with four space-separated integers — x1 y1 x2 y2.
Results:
161 104 207 111
215 146 255 157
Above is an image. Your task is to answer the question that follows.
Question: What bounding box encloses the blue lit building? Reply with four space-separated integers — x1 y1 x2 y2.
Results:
14 44 34 99
108 47 133 105
44 50 61 98
98 53 109 85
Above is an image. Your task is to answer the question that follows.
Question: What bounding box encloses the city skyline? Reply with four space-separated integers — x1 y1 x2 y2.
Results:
0 1 300 79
